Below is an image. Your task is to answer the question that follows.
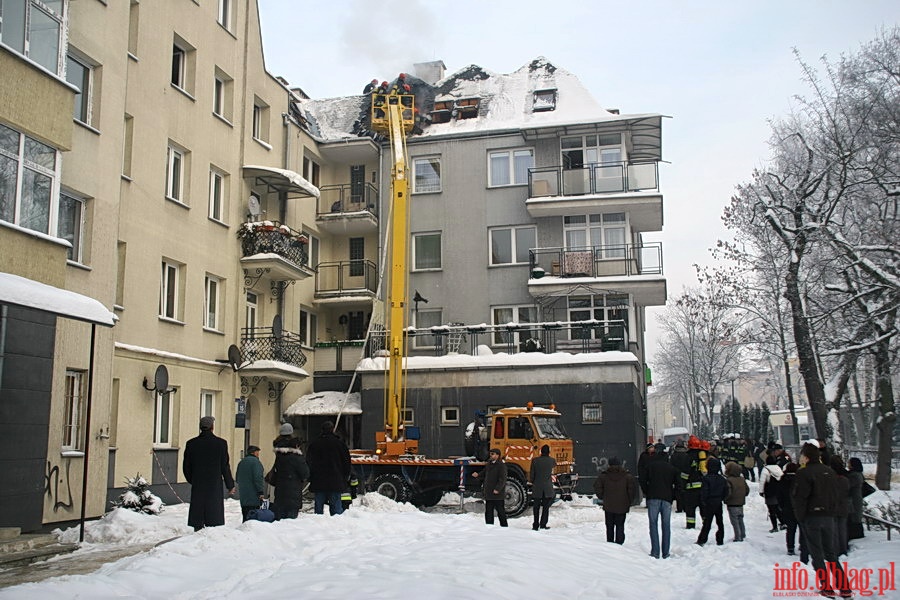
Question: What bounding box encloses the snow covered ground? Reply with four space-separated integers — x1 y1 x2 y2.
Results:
2 480 898 600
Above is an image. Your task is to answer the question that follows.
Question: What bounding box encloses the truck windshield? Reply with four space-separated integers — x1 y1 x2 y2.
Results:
533 416 568 439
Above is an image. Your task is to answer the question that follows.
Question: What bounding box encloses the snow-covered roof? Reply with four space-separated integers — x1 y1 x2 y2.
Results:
243 165 320 198
0 271 116 326
356 345 639 371
284 391 361 416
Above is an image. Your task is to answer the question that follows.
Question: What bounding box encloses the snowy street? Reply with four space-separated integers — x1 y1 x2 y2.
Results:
1 479 897 600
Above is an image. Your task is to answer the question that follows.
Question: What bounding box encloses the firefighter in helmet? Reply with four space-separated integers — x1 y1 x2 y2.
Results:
675 435 708 529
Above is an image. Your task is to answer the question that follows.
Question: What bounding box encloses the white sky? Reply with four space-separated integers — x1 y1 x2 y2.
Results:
5 478 897 599
257 1 898 362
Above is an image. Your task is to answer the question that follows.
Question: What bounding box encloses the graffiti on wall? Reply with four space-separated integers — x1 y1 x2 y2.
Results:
45 458 75 512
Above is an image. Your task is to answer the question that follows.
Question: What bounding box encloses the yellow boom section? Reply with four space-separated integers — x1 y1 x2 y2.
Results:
370 92 415 453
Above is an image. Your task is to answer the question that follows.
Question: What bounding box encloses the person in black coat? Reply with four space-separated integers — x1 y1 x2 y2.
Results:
306 421 351 515
272 430 310 520
182 416 235 531
695 457 728 546
641 443 680 559
528 445 557 531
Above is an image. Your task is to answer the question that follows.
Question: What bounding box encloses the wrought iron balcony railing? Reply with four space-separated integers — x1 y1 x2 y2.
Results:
240 326 308 368
529 242 663 279
528 161 659 198
318 183 379 217
238 221 310 266
315 260 378 296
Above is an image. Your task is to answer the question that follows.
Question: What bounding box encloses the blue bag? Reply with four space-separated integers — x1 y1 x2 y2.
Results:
248 499 275 522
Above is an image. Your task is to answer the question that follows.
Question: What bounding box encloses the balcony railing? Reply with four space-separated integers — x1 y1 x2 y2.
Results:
241 326 308 368
362 320 629 359
529 242 663 279
528 161 659 198
316 260 378 297
238 221 309 266
318 183 379 217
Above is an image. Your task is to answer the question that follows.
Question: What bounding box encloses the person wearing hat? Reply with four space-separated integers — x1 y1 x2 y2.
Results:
306 421 351 515
271 423 310 520
472 448 508 526
593 457 637 544
182 416 235 531
637 442 656 499
235 445 266 522
641 442 680 558
529 445 556 531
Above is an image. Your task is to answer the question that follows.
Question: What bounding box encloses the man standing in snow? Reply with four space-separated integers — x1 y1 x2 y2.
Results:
306 421 351 515
641 442 679 559
474 448 508 527
182 416 235 531
529 444 556 530
593 456 636 544
235 445 265 522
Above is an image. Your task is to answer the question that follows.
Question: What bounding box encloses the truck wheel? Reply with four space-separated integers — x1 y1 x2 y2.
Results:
504 478 527 517
412 487 444 507
372 474 411 503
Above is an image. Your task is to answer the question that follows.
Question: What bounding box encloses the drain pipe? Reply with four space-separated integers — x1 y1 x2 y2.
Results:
78 323 97 543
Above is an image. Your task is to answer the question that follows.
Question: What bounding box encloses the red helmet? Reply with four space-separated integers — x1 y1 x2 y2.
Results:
371 79 378 84
381 81 388 87
403 84 411 92
700 440 711 451
688 435 701 450
398 72 406 79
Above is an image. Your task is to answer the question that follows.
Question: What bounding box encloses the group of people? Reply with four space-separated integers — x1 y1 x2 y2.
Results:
181 417 352 530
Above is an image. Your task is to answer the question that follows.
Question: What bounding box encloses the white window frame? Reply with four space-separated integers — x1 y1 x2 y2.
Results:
200 390 216 420
62 370 85 451
204 274 222 331
217 0 232 31
213 76 225 117
66 52 93 126
245 292 258 331
412 156 441 194
412 232 442 271
153 391 173 447
566 294 629 340
488 149 533 187
1 0 65 74
0 123 59 235
413 308 442 349
160 260 181 320
491 305 538 346
302 232 320 268
563 213 628 258
440 406 460 426
489 225 535 266
582 402 603 424
166 144 185 203
171 43 186 89
208 168 225 222
299 308 317 347
58 190 85 263
401 407 415 425
533 89 557 112
252 99 270 144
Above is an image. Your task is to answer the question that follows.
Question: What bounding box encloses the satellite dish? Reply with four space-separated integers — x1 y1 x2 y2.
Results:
272 314 283 340
227 344 243 372
154 364 169 393
248 195 261 218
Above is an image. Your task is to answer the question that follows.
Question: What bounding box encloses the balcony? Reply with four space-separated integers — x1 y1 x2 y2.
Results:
316 183 379 235
239 221 314 287
312 340 367 373
240 326 309 382
528 243 666 306
315 260 378 303
525 162 663 232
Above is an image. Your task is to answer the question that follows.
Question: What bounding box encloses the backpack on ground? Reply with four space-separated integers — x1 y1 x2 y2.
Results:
248 499 275 522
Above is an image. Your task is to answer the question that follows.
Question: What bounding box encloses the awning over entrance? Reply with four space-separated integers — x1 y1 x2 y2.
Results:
284 391 362 416
243 165 320 199
0 272 116 326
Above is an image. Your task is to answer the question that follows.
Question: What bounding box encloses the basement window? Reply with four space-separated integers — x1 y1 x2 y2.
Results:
533 89 557 112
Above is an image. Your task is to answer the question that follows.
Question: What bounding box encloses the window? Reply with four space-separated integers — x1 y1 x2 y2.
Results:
302 233 320 268
0 0 64 74
349 237 364 277
561 134 623 169
63 370 85 451
413 309 442 349
582 402 603 424
153 392 173 446
66 53 93 125
217 0 232 30
213 68 233 121
122 114 134 178
213 77 225 117
533 89 557 112
413 232 441 270
200 390 216 419
488 149 533 187
413 157 441 193
160 260 182 320
492 305 538 346
58 191 85 262
204 275 221 330
208 168 226 221
441 406 459 426
563 213 626 258
127 1 139 57
299 309 317 346
166 144 185 202
489 225 535 265
246 292 258 330
566 294 629 341
302 155 320 187
252 99 270 143
171 44 185 88
401 408 414 425
0 123 58 234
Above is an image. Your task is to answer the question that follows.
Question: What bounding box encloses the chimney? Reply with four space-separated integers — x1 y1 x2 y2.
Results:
414 60 446 85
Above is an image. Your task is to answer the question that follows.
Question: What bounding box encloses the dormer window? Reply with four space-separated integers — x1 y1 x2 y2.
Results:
533 89 557 112
430 98 481 123
455 98 480 119
431 101 453 124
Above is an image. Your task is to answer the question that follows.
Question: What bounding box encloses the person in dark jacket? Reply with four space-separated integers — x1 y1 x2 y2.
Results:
846 457 865 541
272 428 310 520
792 443 851 598
696 457 728 545
641 443 679 559
675 435 706 529
528 445 556 530
829 455 851 556
182 416 235 531
636 443 655 497
306 421 351 516
594 457 636 544
724 460 749 541
779 462 807 560
760 461 785 532
474 448 508 527
235 445 265 522
668 440 690 513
